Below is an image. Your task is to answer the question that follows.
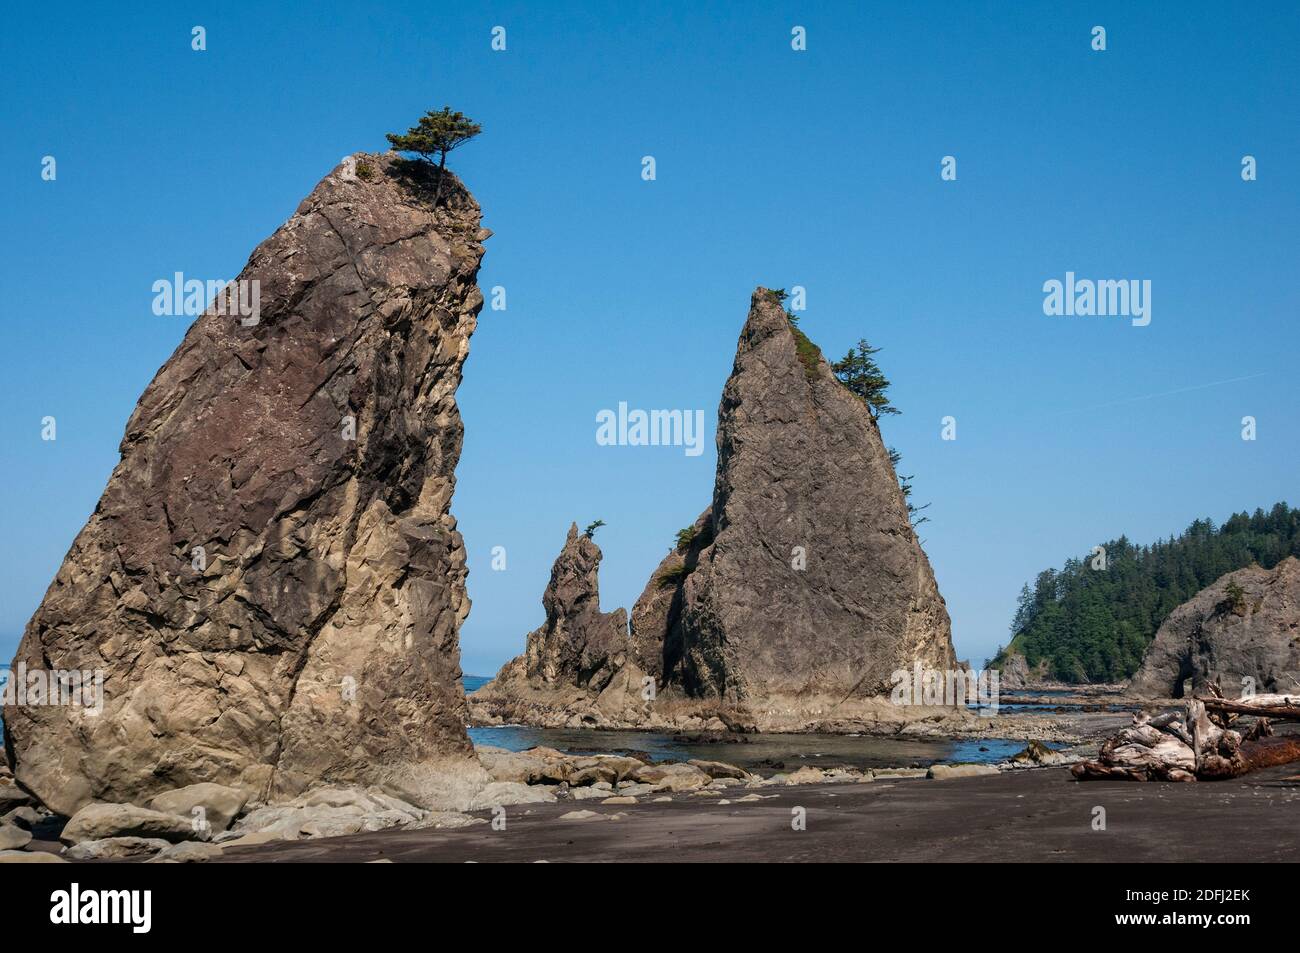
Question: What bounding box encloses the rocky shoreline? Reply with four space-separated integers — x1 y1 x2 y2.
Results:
0 731 1087 863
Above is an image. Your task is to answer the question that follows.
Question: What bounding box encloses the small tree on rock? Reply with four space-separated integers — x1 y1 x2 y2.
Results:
832 339 898 419
386 106 482 206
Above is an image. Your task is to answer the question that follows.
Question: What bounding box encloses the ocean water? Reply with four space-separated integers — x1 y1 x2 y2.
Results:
0 674 1050 774
462 675 1048 773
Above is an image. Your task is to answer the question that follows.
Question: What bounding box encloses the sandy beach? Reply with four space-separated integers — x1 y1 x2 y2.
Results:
192 762 1299 864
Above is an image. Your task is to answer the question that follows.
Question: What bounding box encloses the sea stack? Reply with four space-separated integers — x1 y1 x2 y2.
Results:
1129 558 1300 699
639 287 956 710
3 154 488 814
472 523 646 727
473 287 958 731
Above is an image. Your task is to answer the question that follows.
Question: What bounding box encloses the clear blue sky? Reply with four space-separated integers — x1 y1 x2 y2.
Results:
3 1 1297 677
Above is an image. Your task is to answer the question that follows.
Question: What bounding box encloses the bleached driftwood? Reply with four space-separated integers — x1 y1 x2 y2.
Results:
1073 695 1300 782
1200 694 1300 721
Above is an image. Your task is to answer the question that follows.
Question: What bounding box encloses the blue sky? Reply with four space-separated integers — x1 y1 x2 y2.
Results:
2 1 1297 677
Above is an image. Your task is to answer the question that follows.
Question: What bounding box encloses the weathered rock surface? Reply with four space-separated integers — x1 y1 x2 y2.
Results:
646 288 956 705
65 837 173 860
60 802 199 845
4 153 488 815
229 785 426 841
629 510 713 681
998 653 1050 689
0 849 68 863
687 758 752 781
1129 558 1300 698
147 841 225 863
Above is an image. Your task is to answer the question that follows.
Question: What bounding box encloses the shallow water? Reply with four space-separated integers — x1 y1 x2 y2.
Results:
462 674 1055 772
467 725 1041 774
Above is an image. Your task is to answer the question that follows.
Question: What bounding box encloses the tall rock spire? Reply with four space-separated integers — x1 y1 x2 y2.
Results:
642 287 956 706
4 153 488 813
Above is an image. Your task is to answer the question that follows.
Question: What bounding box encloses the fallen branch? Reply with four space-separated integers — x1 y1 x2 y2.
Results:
1241 735 1300 771
1198 695 1300 722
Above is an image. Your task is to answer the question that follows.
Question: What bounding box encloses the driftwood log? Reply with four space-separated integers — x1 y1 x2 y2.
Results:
1073 695 1300 782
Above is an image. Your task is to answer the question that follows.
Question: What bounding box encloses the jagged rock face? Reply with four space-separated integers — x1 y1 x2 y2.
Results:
517 524 629 693
655 288 956 704
629 509 712 682
1129 558 1300 699
3 154 487 815
998 653 1049 689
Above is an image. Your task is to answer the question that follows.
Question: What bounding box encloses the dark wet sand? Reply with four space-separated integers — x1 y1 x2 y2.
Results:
214 765 1300 863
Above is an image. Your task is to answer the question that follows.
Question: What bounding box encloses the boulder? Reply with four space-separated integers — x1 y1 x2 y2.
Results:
1 806 41 830
466 781 557 810
149 782 249 832
566 756 645 786
1129 559 1300 699
0 825 32 851
61 803 198 845
558 810 604 822
66 837 172 860
231 785 425 840
406 811 487 830
3 153 487 815
1010 740 1068 766
213 831 280 850
632 762 709 791
0 849 68 863
687 759 751 781
476 747 550 784
0 778 30 812
147 841 225 864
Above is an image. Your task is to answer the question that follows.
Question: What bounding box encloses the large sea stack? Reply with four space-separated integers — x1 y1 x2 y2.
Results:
1129 558 1300 699
4 154 488 814
641 287 957 709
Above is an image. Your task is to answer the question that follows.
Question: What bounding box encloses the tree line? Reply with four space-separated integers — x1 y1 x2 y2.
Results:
994 502 1300 683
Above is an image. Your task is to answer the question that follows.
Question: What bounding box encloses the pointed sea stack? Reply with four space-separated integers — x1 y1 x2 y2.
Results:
638 287 957 709
4 154 488 814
